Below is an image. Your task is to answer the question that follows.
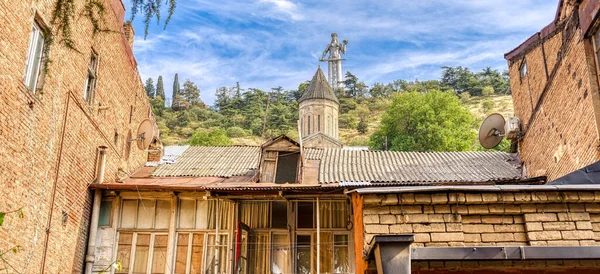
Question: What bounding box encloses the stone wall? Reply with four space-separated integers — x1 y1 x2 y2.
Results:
299 98 339 138
361 191 600 273
506 3 600 181
0 1 155 273
362 191 600 248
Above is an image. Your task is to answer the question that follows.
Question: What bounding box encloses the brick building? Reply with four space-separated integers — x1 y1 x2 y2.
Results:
0 1 158 273
504 0 600 181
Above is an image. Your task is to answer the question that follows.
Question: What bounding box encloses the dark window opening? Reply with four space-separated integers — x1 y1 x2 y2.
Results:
275 152 299 184
307 116 311 135
318 115 321 132
271 201 288 228
297 202 314 228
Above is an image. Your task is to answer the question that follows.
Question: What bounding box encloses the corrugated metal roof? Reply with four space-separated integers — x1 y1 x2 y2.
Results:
152 146 522 184
152 146 261 177
311 148 521 184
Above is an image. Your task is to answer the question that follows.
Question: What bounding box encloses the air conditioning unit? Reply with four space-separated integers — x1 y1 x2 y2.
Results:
504 117 521 140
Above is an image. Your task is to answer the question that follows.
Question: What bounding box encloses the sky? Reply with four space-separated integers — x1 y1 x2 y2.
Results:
125 0 558 105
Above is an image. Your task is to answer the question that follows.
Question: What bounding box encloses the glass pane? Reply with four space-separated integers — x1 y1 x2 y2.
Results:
334 235 349 273
314 232 332 273
218 235 228 273
272 201 288 228
296 235 311 274
179 199 196 229
320 201 332 229
175 234 189 274
297 202 314 228
137 200 156 229
204 235 216 274
121 200 138 228
190 233 204 274
248 233 268 274
27 29 44 91
195 200 208 229
271 234 289 274
116 233 133 273
151 235 168 273
332 201 347 228
239 201 269 229
155 200 170 229
98 200 112 226
133 234 150 273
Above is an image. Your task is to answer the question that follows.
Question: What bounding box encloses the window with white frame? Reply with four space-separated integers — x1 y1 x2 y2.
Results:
24 22 45 92
174 199 233 274
83 51 98 104
115 199 171 274
520 60 527 79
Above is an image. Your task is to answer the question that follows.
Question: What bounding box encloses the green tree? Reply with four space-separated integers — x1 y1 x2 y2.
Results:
188 128 233 146
156 76 165 99
144 77 155 98
172 73 180 108
181 80 202 106
370 90 476 151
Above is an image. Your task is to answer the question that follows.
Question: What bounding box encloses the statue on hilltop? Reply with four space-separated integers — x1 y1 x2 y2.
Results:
320 33 348 89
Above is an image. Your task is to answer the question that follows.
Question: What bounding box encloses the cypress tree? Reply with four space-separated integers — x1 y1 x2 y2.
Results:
144 77 155 98
156 76 165 99
172 73 180 108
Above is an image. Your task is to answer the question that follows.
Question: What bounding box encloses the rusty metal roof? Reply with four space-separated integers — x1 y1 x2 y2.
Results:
152 146 523 184
152 146 261 177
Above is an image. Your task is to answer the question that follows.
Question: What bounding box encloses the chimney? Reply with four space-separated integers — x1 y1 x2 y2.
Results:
123 21 135 49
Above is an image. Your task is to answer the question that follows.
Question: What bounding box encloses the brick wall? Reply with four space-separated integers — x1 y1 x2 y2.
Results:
360 191 600 272
505 2 600 181
0 0 156 273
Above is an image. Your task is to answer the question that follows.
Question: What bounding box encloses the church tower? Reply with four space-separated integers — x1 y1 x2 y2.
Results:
299 67 342 148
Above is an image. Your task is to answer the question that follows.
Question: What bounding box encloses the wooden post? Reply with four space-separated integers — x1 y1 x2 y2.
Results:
165 194 178 273
351 193 368 273
316 198 320 274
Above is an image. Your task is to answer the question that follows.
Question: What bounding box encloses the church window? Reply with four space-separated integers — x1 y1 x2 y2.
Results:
83 50 98 105
307 115 311 135
318 115 321 132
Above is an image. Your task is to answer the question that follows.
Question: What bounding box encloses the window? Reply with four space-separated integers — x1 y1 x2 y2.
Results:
238 201 288 229
274 152 299 184
24 22 45 92
592 30 600 80
318 115 321 132
98 200 112 227
520 60 527 79
116 199 170 273
84 51 98 104
174 199 232 274
307 115 311 135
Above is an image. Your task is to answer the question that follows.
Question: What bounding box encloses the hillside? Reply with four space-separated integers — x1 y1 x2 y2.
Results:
338 94 514 146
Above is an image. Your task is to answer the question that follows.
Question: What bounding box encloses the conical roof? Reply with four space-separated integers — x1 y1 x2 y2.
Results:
299 67 339 104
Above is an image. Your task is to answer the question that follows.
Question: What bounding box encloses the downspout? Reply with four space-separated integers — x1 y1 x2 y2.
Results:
85 146 108 274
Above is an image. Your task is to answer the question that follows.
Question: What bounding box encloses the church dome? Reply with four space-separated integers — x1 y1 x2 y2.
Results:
299 67 339 104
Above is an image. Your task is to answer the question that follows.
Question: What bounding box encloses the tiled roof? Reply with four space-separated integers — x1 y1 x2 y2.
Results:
152 146 261 177
309 148 521 184
299 67 339 104
152 146 523 184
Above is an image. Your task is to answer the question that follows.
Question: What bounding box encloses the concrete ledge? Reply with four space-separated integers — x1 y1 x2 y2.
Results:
412 246 600 260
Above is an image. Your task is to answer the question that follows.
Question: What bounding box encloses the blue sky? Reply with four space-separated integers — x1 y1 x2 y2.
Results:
126 0 557 105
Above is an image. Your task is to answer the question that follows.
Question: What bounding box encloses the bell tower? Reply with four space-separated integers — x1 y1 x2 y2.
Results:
298 67 341 148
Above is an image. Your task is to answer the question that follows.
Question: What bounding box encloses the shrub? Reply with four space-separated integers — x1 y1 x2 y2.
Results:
482 86 495 97
189 128 233 146
459 92 471 103
226 127 247 138
481 99 495 113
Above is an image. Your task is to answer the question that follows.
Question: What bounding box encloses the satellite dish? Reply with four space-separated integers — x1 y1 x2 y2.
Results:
136 119 154 150
479 113 505 149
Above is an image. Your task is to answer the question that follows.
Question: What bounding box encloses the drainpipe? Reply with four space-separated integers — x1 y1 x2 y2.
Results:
85 146 107 274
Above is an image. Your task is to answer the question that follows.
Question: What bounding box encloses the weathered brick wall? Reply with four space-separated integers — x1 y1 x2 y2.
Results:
362 191 600 273
506 5 600 181
0 0 156 272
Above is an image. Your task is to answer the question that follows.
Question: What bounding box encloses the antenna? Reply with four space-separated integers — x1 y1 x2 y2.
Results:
478 113 506 149
130 119 155 150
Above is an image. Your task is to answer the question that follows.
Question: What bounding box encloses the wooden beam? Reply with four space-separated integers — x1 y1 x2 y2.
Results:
351 192 368 274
